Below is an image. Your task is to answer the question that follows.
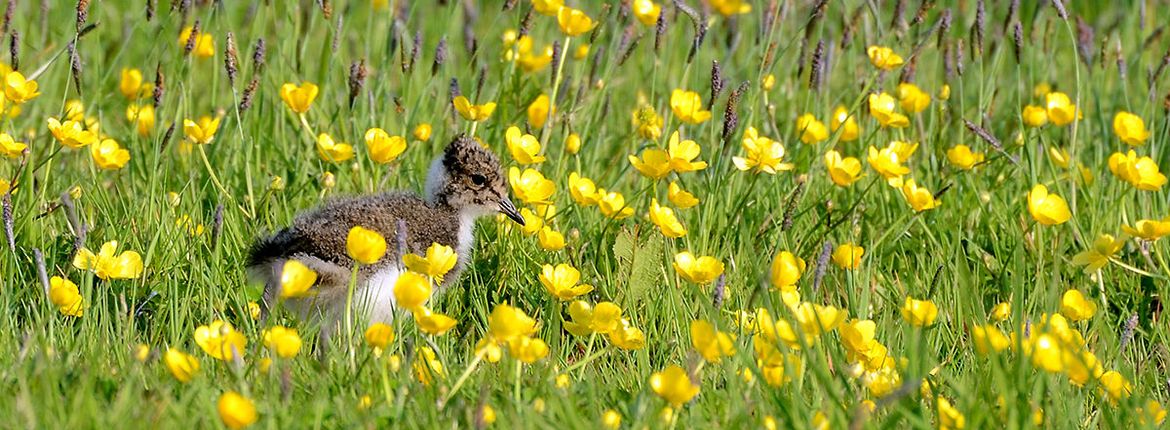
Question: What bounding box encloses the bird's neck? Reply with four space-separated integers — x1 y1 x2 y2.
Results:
424 157 446 206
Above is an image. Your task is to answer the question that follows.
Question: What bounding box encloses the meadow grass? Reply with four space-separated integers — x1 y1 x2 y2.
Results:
1 0 1169 428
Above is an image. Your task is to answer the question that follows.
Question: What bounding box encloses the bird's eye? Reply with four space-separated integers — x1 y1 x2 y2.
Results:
471 174 487 186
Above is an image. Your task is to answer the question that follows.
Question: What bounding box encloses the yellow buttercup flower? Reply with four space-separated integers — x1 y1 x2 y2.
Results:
164 348 200 383
394 271 433 312
568 172 601 206
830 105 860 141
1064 348 1103 386
598 189 635 219
531 0 563 16
632 0 661 25
540 263 594 300
365 128 407 164
946 145 984 170
866 45 904 70
63 99 84 121
733 127 794 174
901 297 938 327
796 114 829 144
126 104 156 136
794 302 847 336
691 320 735 363
670 89 712 124
403 242 457 282
900 178 940 212
709 0 751 15
538 226 566 250
1022 105 1048 127
563 300 623 336
667 181 699 208
896 83 930 113
1059 289 1097 322
217 391 258 430
1122 217 1170 241
672 251 724 285
519 208 545 235
649 199 687 238
971 324 1010 355
629 148 672 179
602 410 623 429
769 251 805 289
412 307 459 336
666 131 707 173
1099 371 1132 403
650 365 700 407
119 68 145 99
1108 150 1167 191
866 145 909 182
194 320 248 361
346 226 387 264
1026 184 1071 226
47 118 98 148
506 335 549 363
862 366 902 397
364 323 395 349
527 94 555 130
280 259 318 298
413 123 432 141
1112 111 1150 145
178 26 215 58
889 140 918 160
556 7 596 37
4 71 40 104
1070 234 1123 273
824 150 863 187
632 105 663 140
280 82 319 113
508 167 556 204
868 92 909 128
989 302 1011 322
505 126 546 165
936 397 966 430
610 320 646 350
0 132 27 158
315 133 355 163
839 319 877 355
565 133 582 154
510 36 554 73
761 74 776 91
263 326 303 358
413 346 446 385
183 116 221 145
488 303 538 343
1047 146 1070 168
49 276 84 317
90 138 131 170
73 241 144 280
1140 400 1168 426
1044 92 1078 126
831 243 863 269
453 95 497 121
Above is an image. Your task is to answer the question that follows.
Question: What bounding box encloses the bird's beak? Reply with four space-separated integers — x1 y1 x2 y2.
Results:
499 197 525 226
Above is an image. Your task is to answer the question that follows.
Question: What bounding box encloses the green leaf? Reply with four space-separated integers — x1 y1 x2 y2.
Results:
613 227 661 306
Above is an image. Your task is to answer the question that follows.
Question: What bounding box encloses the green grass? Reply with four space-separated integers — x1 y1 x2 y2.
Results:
2 0 1169 428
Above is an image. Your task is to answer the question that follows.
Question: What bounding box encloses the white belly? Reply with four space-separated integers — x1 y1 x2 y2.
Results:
351 266 402 324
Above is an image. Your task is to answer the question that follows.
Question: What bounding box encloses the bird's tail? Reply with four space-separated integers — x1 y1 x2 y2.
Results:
247 228 299 267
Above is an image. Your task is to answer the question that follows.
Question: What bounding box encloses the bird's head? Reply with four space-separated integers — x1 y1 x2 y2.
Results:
425 135 524 225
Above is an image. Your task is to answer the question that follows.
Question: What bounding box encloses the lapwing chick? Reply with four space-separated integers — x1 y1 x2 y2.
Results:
248 135 524 343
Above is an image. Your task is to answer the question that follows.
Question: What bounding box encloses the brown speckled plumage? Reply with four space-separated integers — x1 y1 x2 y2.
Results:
248 135 522 340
